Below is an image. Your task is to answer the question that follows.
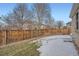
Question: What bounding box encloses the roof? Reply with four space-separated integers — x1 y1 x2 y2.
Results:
24 20 33 24
66 21 71 24
66 22 71 26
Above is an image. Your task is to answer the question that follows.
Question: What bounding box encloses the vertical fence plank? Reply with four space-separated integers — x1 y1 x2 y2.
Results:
3 30 6 45
0 28 71 46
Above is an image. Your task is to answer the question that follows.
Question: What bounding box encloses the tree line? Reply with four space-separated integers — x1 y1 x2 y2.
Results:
0 3 64 30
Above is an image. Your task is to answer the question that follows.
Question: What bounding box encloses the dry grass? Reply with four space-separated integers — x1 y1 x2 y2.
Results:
0 41 40 56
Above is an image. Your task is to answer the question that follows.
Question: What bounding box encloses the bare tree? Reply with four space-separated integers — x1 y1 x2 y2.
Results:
2 3 54 30
2 4 34 30
13 3 33 30
49 17 55 28
56 20 64 29
0 16 7 30
2 13 18 30
44 4 52 28
33 3 52 29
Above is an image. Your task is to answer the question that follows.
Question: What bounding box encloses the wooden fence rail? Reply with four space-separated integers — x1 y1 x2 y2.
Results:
0 28 71 46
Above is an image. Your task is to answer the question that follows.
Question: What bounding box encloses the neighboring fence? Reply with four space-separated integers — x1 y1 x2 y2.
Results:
0 28 71 46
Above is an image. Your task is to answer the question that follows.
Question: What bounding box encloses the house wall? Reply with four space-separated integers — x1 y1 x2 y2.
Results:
71 11 79 40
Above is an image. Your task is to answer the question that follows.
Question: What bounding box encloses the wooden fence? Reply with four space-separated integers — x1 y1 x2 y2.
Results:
0 28 71 46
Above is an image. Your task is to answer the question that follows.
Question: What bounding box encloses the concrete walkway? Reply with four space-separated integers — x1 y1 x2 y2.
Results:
37 35 78 56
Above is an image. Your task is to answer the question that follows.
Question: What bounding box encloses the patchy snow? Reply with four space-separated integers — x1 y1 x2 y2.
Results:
37 35 78 56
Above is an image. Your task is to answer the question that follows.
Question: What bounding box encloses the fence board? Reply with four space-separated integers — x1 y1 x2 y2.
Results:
0 28 71 46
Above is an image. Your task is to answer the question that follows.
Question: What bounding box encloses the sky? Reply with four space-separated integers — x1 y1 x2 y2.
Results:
0 3 72 24
50 3 72 24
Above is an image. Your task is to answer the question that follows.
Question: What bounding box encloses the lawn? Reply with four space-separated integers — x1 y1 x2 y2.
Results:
0 40 40 56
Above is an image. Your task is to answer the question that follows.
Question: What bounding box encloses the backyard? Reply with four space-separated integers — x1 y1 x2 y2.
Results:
0 35 78 56
0 3 77 56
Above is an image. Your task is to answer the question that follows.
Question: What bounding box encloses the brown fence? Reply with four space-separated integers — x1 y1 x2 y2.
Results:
0 28 71 46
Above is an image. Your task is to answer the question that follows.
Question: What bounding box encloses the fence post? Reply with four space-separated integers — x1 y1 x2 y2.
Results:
23 29 25 40
3 30 6 45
